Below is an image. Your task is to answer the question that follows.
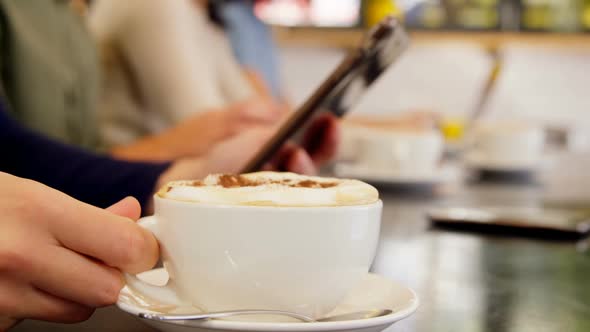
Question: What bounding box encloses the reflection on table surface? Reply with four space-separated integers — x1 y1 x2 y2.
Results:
376 185 590 332
13 154 590 332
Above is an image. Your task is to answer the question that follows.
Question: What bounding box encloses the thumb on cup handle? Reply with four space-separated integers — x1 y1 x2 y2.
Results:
124 216 185 306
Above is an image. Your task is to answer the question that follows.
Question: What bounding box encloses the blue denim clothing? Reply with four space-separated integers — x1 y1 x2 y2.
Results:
219 1 282 99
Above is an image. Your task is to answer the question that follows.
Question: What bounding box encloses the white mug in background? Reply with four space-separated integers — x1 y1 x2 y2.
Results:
356 130 444 175
469 123 546 166
125 195 382 320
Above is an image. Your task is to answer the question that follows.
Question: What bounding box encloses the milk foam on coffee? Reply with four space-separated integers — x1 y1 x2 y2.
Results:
159 172 379 206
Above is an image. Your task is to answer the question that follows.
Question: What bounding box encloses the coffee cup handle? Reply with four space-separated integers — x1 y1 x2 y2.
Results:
123 216 186 306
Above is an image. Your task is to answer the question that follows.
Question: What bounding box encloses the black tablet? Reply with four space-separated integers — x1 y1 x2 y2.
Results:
428 206 590 240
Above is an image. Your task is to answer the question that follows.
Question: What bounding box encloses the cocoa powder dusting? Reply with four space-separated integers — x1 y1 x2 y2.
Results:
296 180 337 188
218 174 261 188
186 174 339 189
218 174 241 188
297 180 316 188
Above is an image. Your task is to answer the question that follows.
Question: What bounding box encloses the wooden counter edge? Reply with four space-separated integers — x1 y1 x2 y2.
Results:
272 27 590 50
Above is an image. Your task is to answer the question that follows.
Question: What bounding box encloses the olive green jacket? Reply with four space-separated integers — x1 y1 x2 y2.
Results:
0 0 100 149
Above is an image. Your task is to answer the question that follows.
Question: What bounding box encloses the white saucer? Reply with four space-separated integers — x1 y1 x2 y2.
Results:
464 153 541 173
334 163 459 187
117 269 419 332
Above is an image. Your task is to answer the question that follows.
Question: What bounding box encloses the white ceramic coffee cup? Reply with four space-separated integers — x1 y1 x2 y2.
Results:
125 196 382 319
470 123 545 165
356 130 444 174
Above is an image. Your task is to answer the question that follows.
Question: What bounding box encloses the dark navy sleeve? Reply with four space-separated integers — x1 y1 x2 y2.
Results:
0 106 171 210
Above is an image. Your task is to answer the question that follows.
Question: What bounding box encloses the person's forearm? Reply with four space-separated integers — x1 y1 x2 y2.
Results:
243 68 276 102
110 134 183 162
109 111 232 162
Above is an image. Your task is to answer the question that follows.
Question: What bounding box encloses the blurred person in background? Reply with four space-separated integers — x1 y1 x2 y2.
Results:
90 0 286 158
89 0 432 161
0 0 338 164
0 0 338 323
0 0 340 208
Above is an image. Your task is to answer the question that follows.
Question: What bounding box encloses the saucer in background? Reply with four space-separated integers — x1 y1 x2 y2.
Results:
464 152 544 174
334 163 460 188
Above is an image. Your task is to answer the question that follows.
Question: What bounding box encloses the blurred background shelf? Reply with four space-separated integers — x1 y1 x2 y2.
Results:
266 0 590 133
259 0 590 50
273 27 590 50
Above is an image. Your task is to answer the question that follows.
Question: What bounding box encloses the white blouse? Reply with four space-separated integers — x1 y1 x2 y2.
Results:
90 0 254 147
